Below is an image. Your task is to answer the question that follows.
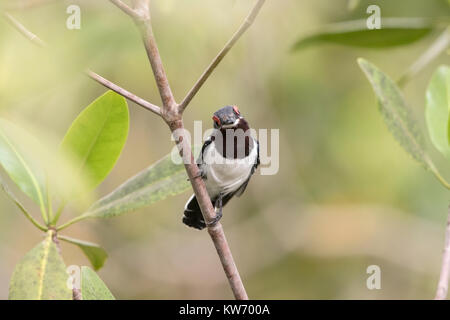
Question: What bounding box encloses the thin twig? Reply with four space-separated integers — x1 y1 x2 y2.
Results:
2 12 45 47
398 27 450 88
179 0 266 112
86 70 161 115
1 13 161 116
136 20 178 116
435 205 450 300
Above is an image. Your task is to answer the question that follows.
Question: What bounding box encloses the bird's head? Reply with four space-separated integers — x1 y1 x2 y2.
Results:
212 105 243 130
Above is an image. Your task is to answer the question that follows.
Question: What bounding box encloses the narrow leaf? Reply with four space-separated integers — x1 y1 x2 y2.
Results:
9 232 72 300
82 154 190 219
425 66 450 158
0 119 47 215
293 18 434 50
59 235 108 271
60 91 129 191
358 58 431 168
81 266 115 300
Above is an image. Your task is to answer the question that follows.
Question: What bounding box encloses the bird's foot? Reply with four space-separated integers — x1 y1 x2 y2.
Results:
187 168 206 181
206 211 222 227
207 194 223 227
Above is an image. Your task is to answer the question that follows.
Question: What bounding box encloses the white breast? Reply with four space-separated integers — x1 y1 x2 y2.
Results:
201 138 258 198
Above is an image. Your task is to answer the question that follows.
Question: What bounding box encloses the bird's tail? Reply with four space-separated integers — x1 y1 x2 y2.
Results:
183 194 206 230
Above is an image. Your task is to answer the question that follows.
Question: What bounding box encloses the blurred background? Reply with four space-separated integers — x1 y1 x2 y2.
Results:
0 0 450 299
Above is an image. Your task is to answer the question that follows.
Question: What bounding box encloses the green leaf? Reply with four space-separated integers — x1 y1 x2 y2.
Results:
358 58 432 169
0 119 47 216
425 65 450 158
59 235 108 271
293 18 434 50
9 231 72 300
81 154 190 219
60 91 129 191
81 266 115 300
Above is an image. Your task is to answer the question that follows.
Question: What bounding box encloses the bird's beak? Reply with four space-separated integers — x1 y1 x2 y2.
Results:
220 117 241 129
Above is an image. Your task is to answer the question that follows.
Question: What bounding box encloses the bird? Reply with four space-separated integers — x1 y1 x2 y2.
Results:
183 105 259 230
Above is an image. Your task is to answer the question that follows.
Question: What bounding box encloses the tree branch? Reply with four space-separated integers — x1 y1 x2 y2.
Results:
179 0 266 112
435 205 450 300
135 20 178 116
86 70 161 115
1 13 161 115
398 27 450 88
2 12 45 47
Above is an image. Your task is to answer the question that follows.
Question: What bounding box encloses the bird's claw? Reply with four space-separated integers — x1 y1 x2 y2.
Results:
207 194 223 227
187 168 206 181
206 212 222 227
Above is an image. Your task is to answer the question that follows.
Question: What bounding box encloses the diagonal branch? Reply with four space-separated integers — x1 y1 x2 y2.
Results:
1 12 161 115
435 205 450 300
2 12 45 47
128 0 177 114
86 70 161 115
398 27 450 88
136 19 178 115
179 0 266 112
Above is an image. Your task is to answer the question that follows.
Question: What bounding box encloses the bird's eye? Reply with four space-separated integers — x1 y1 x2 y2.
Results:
212 115 221 126
233 105 240 115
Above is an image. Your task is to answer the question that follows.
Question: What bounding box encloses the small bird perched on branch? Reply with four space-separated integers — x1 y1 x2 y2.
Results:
183 105 260 230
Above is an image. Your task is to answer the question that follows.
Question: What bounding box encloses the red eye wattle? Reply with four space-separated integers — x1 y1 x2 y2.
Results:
233 105 240 115
213 115 221 126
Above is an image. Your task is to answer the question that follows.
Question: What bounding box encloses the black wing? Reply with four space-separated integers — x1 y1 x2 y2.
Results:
197 136 213 167
183 195 206 230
